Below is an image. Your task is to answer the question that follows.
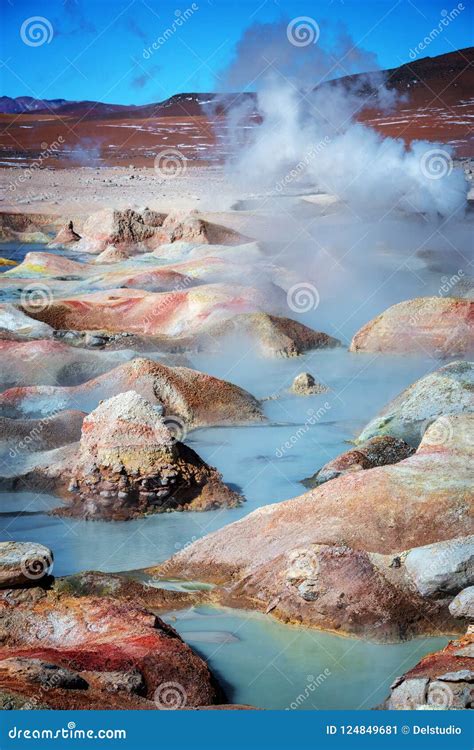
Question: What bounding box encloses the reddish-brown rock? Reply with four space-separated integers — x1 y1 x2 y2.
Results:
350 297 473 357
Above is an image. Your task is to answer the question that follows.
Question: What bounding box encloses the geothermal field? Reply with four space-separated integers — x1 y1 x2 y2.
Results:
0 8 473 719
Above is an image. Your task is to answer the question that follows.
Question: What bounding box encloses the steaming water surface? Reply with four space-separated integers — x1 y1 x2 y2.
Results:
1 348 446 575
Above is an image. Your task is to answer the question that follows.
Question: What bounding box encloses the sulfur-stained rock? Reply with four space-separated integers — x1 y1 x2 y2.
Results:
350 297 473 357
0 585 223 709
0 357 264 427
65 391 241 519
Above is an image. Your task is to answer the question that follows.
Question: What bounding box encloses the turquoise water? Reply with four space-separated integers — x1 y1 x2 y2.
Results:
159 605 449 710
0 348 442 576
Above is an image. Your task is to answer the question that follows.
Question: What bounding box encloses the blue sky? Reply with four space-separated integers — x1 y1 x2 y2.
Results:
1 0 472 104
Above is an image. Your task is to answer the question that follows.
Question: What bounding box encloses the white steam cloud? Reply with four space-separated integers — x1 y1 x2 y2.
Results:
219 21 467 217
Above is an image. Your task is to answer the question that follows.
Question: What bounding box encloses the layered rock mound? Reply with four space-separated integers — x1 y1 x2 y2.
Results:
0 357 264 427
153 415 473 640
198 313 340 358
383 632 473 709
0 557 223 710
76 209 244 254
357 361 474 446
22 284 266 337
350 297 473 357
304 435 415 486
0 410 84 455
65 391 240 519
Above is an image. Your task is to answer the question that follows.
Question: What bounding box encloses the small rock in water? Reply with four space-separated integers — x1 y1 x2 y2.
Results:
290 372 328 396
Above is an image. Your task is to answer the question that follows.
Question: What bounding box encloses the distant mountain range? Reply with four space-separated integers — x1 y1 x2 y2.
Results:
1 48 472 117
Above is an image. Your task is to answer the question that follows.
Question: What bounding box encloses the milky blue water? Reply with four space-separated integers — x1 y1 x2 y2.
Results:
0 347 442 575
0 234 462 710
158 605 448 710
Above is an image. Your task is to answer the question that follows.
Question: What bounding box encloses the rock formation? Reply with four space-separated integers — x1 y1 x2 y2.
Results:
290 372 329 396
65 391 241 519
383 632 473 709
152 415 473 640
303 435 415 486
357 361 474 445
350 297 473 357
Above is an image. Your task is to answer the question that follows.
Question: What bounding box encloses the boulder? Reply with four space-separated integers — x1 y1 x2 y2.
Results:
0 357 264 428
304 436 415 486
350 297 473 357
77 208 157 253
49 221 81 246
405 537 474 597
150 414 473 639
0 542 53 588
65 391 241 519
94 245 131 263
357 361 474 446
449 587 474 620
383 633 473 709
290 372 328 396
200 313 340 358
0 410 84 455
0 578 223 709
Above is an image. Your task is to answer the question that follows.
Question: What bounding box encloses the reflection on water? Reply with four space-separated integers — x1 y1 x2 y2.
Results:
160 605 448 710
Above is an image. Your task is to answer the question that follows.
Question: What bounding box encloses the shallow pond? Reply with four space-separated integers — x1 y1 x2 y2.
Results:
159 605 448 710
0 347 445 576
